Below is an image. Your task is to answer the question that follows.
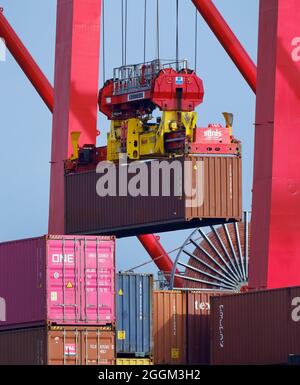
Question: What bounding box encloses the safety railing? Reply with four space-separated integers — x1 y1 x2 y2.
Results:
113 59 188 96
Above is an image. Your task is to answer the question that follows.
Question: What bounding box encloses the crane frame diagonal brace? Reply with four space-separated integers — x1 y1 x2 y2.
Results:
0 2 176 282
0 10 54 111
249 0 300 289
192 0 257 93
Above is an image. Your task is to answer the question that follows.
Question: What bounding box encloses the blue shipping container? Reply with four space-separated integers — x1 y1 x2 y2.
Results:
116 273 153 357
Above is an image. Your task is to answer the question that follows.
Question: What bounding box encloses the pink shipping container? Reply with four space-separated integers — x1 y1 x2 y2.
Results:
0 235 115 329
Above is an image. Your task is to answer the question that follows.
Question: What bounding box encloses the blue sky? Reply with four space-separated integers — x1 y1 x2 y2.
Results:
0 0 258 277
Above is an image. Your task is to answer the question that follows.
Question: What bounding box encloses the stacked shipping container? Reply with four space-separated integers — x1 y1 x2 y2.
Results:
115 279 224 365
113 283 229 365
0 235 116 365
0 326 115 365
116 273 154 364
153 291 187 364
153 290 225 365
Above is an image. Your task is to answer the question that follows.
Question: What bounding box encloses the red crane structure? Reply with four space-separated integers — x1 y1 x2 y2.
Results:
1 1 299 289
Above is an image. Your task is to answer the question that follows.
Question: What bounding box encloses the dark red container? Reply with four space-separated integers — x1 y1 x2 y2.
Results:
187 291 226 364
211 286 300 365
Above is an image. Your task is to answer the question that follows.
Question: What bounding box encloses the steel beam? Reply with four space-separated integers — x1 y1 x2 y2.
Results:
138 234 181 287
0 10 53 111
192 0 257 93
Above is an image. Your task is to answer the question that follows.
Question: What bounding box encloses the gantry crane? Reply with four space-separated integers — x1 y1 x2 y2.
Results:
1 1 299 289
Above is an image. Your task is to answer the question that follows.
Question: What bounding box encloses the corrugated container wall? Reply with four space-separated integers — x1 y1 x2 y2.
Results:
65 156 242 237
0 326 115 365
116 273 153 357
153 291 187 364
0 235 115 329
211 286 300 365
153 291 227 365
187 291 225 364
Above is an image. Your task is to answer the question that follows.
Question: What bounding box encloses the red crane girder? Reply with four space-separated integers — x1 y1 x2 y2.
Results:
0 10 53 111
249 0 300 289
192 0 257 93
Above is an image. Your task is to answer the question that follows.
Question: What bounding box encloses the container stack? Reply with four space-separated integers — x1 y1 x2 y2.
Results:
0 235 116 365
115 275 224 365
116 273 154 365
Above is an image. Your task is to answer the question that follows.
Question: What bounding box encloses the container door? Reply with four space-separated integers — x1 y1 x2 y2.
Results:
81 328 115 365
47 238 80 324
116 274 152 356
48 328 80 365
79 238 115 324
153 291 187 364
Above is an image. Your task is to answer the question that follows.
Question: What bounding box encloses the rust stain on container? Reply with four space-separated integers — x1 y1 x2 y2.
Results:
153 291 187 365
211 286 300 365
65 156 242 236
0 326 115 365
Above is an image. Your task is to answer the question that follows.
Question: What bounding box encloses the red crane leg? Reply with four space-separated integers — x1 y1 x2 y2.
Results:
192 0 257 93
249 0 300 289
0 11 54 111
138 234 182 287
49 0 102 234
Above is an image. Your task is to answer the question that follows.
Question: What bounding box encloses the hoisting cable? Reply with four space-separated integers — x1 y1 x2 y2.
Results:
143 0 147 63
102 0 106 82
121 0 124 65
194 7 198 72
124 0 128 66
176 0 179 70
156 0 160 62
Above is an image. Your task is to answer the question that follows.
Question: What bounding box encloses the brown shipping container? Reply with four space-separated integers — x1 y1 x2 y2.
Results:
65 156 242 236
211 286 300 365
0 326 115 365
153 291 187 364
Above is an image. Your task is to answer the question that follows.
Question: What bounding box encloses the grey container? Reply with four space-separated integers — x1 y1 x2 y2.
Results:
116 273 153 357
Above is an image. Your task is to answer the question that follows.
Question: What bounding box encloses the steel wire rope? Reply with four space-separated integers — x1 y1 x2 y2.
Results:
156 0 160 61
102 0 106 82
121 0 124 65
143 0 147 63
194 7 198 72
176 0 179 70
124 0 128 65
